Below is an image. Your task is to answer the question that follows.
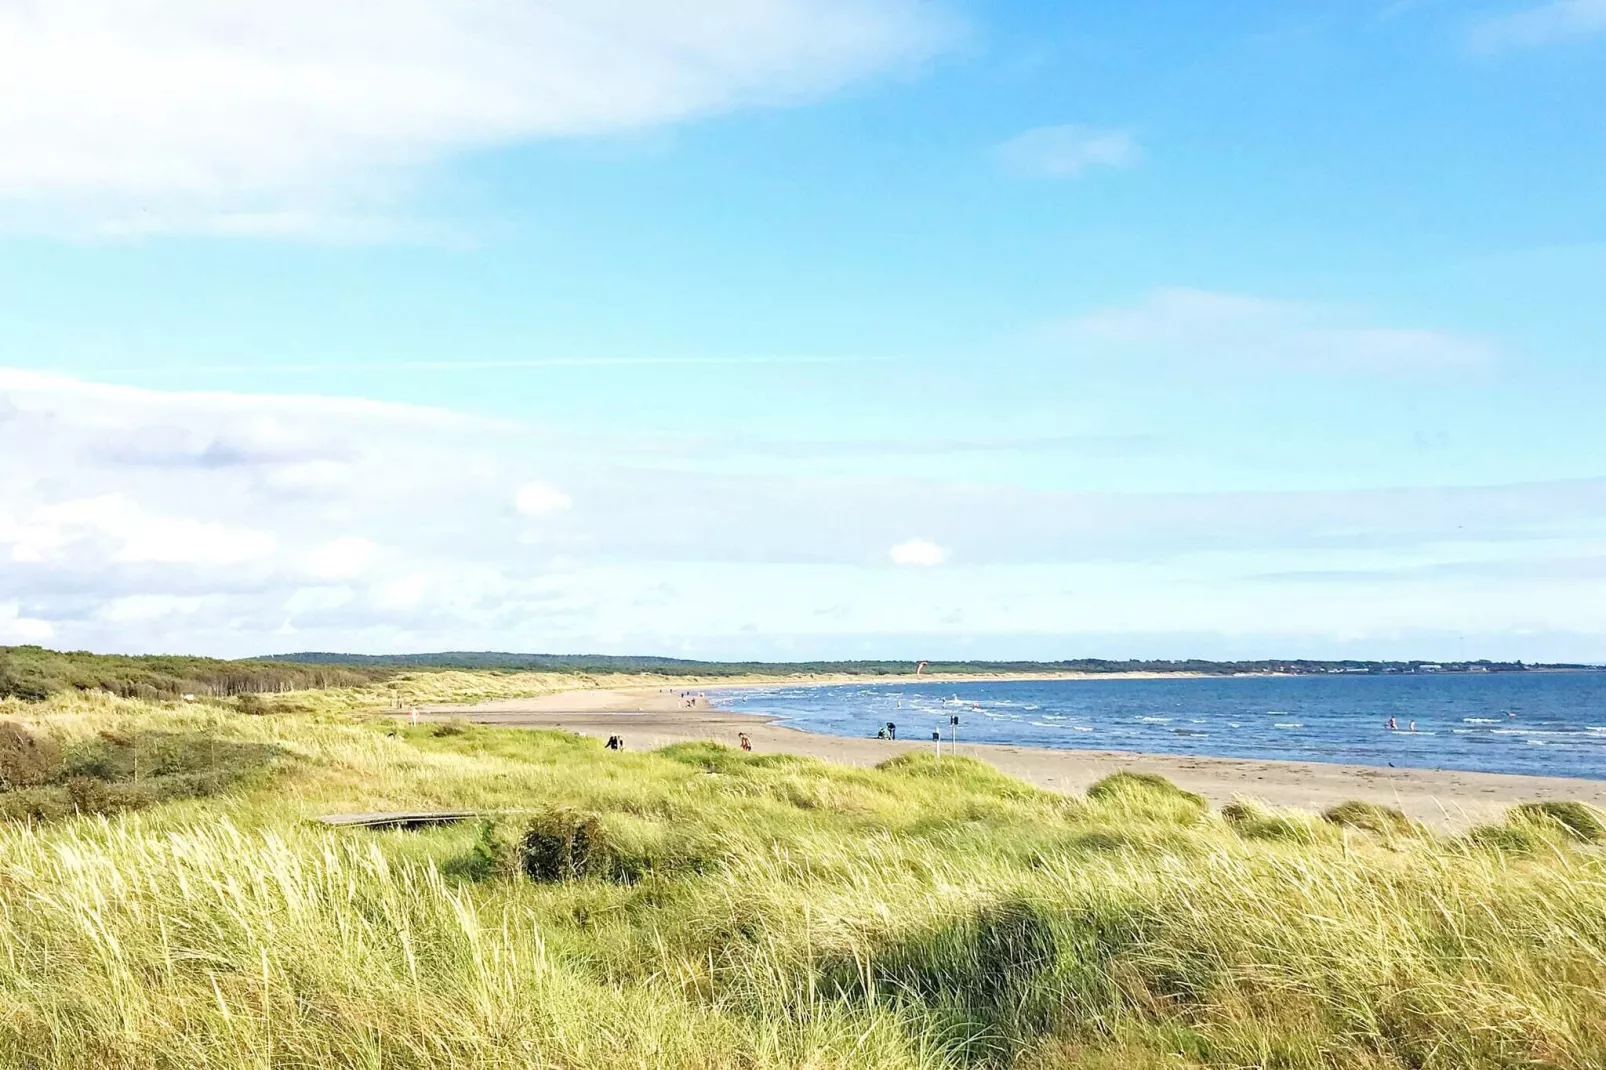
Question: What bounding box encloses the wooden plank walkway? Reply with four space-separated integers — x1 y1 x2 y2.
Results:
316 810 480 830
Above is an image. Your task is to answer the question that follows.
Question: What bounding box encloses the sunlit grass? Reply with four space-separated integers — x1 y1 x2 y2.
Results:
1 683 1603 1068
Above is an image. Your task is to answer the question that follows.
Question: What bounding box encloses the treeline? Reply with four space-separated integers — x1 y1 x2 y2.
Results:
9 646 1591 703
0 646 388 703
258 651 1588 677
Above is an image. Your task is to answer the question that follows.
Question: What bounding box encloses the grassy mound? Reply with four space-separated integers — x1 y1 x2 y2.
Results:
1512 800 1606 843
1323 799 1418 836
1222 798 1331 843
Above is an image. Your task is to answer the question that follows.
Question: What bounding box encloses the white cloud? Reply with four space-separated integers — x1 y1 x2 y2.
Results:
2 493 277 566
889 538 949 566
994 124 1139 178
515 482 574 516
375 573 430 611
0 0 954 234
99 594 207 623
1469 0 1606 51
1051 288 1496 376
283 586 356 616
0 603 54 643
306 536 377 580
2 366 1603 659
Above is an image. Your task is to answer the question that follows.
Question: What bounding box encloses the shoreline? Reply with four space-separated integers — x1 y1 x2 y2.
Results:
417 679 1606 829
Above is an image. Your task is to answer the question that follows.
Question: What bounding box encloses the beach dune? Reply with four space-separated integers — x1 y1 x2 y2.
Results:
419 680 1606 829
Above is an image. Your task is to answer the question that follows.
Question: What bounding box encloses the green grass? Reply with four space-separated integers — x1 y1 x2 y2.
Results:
2 685 1606 1068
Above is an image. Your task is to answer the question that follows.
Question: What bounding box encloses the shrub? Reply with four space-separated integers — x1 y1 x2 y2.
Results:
0 644 386 702
0 721 61 790
0 786 70 822
64 775 156 816
477 808 652 884
2 728 283 824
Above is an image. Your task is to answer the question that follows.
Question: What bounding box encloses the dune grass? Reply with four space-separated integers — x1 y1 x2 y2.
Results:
1 684 1605 1068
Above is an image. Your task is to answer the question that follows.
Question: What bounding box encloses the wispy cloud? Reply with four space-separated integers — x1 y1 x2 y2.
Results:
0 1 956 238
1047 288 1497 376
1469 0 1606 51
4 368 1603 658
994 124 1140 179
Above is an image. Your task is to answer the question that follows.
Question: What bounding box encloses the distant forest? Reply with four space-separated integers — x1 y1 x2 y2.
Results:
261 650 1580 678
0 646 386 702
3 645 1593 703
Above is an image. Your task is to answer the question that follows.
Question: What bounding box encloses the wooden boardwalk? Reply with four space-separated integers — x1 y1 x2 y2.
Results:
316 810 479 830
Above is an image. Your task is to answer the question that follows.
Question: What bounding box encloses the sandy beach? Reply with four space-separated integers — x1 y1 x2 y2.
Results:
416 679 1606 829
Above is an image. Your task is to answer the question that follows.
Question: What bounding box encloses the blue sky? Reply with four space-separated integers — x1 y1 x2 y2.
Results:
1 0 1603 660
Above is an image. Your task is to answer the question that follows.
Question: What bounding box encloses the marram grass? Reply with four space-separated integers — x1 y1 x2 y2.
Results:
2 685 1605 1068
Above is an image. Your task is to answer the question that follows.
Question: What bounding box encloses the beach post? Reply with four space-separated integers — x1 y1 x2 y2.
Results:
932 730 941 758
949 713 960 752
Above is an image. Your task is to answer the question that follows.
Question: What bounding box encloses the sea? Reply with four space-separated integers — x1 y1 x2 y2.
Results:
709 672 1606 780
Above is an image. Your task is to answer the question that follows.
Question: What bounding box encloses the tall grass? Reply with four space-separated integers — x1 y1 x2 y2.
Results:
1 686 1604 1068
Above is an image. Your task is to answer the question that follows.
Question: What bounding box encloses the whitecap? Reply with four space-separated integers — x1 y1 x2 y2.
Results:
1274 722 1303 729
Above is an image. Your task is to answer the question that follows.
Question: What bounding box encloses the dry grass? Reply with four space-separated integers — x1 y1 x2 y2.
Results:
1 681 1604 1068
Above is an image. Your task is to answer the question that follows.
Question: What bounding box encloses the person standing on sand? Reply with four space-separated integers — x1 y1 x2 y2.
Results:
738 732 751 752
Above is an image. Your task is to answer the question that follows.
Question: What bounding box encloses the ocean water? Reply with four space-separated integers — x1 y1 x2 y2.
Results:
710 672 1606 779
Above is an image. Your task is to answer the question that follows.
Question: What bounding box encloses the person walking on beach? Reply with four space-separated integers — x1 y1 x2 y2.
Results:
738 732 751 752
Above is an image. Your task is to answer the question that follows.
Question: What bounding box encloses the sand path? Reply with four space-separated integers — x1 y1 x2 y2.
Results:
419 681 1606 829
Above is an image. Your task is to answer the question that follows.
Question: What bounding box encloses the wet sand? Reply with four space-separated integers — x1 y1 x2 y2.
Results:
419 681 1606 829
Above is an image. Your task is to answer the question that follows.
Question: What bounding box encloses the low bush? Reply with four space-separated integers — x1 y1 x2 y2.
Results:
471 807 713 885
0 720 60 790
0 726 283 821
